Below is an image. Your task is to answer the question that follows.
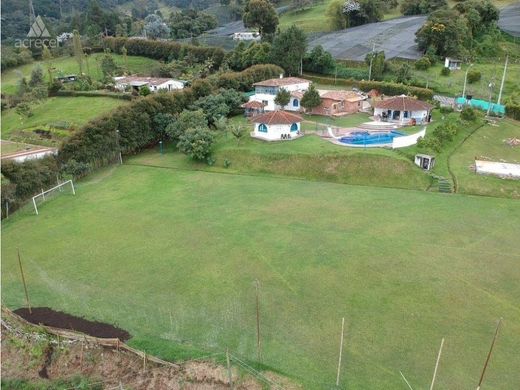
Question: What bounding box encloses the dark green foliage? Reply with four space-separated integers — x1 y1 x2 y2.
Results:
191 79 215 99
505 94 520 120
29 66 45 88
139 86 151 96
439 106 454 114
166 109 208 141
415 57 431 71
441 67 451 76
243 0 279 37
467 69 481 83
304 45 335 74
192 89 246 124
177 127 215 160
401 0 447 15
365 51 385 80
169 9 218 39
1 47 33 71
225 42 272 71
395 63 412 83
153 113 176 139
274 88 291 109
211 64 284 91
1 157 59 200
62 159 91 178
301 84 322 111
417 122 458 152
270 25 307 75
104 37 226 69
460 106 477 121
100 51 121 79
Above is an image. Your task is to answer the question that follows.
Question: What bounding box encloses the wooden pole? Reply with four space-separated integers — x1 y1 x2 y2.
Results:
476 318 502 390
17 248 32 314
336 317 345 387
255 279 261 362
226 348 233 389
143 353 147 372
429 338 445 390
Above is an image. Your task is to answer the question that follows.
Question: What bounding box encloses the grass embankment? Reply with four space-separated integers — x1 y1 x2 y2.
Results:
1 54 160 96
128 114 431 191
2 164 519 389
1 96 128 147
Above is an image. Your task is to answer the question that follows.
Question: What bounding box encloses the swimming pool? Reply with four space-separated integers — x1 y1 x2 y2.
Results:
339 130 406 146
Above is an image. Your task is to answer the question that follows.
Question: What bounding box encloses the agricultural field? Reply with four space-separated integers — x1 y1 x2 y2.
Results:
2 162 519 389
1 53 160 96
1 96 128 147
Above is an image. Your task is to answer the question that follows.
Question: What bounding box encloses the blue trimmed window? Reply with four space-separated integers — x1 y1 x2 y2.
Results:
293 99 299 107
290 123 298 132
258 123 268 132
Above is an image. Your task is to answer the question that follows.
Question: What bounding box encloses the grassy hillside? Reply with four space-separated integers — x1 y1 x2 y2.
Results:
2 164 519 389
1 54 160 96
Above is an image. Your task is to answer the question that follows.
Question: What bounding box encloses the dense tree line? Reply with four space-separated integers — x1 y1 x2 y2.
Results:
168 9 218 39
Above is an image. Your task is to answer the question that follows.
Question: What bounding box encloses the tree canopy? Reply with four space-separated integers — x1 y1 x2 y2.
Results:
243 0 279 37
270 25 307 75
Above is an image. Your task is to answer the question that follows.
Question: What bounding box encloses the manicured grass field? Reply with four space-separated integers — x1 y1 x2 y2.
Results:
2 164 519 389
1 54 160 96
1 96 128 137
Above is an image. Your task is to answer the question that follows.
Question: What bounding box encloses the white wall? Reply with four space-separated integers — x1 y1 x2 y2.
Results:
6 149 57 163
253 122 301 141
249 95 301 112
156 80 184 91
475 160 520 179
392 128 426 148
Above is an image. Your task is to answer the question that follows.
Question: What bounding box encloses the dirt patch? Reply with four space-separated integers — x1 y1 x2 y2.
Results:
14 307 131 341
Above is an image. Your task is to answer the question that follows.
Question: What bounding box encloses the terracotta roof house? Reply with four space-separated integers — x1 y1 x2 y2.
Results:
251 110 303 141
248 76 310 112
310 90 366 116
113 76 185 93
367 89 381 97
241 100 266 117
374 95 434 124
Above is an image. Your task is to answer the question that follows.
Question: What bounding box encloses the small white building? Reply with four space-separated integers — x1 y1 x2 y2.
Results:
113 76 185 93
374 95 433 125
415 154 436 170
444 57 462 70
248 76 310 112
251 110 303 141
232 32 261 41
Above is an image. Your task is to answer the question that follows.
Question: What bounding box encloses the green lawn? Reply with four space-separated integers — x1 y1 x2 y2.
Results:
1 96 128 143
2 164 519 389
1 54 160 96
450 118 520 198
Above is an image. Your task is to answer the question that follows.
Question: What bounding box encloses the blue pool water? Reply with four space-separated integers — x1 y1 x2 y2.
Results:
339 130 405 146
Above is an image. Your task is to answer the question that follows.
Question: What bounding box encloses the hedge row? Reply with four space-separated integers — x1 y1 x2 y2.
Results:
505 103 520 120
303 74 434 101
104 37 226 68
54 90 134 100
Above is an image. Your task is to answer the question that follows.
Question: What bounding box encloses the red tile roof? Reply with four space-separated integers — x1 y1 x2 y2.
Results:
291 91 304 99
253 77 310 87
374 95 433 111
251 110 302 125
241 100 266 109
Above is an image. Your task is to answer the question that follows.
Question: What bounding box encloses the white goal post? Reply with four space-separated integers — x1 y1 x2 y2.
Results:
32 180 76 215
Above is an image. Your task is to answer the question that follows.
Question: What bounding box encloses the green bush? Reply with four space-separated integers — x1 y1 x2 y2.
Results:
414 57 431 70
460 106 477 121
439 106 454 114
467 69 481 84
440 67 450 76
177 127 215 161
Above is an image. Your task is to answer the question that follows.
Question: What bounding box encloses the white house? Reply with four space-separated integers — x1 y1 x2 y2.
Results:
248 76 310 112
444 57 462 70
251 110 303 141
232 32 261 41
113 76 185 93
374 95 433 125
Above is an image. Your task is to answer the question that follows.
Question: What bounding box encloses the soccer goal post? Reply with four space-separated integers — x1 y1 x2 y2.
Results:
32 180 76 215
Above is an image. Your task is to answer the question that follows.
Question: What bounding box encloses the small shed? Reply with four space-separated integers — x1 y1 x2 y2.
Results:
415 154 435 170
444 57 462 70
251 110 303 141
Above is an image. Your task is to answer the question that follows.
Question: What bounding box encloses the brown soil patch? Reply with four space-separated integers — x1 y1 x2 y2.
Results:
14 307 131 341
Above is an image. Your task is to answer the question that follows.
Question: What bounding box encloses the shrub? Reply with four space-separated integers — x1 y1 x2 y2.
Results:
439 106 454 114
166 109 207 141
177 127 215 161
467 69 481 84
441 67 451 76
460 106 477 121
139 86 151 96
415 57 431 70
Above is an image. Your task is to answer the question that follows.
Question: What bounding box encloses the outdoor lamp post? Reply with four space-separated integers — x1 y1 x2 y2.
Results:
462 64 474 102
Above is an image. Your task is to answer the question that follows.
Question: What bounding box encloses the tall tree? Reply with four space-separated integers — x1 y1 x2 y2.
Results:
274 88 291 109
327 0 348 30
301 84 321 113
243 0 279 38
144 14 171 39
270 25 307 75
